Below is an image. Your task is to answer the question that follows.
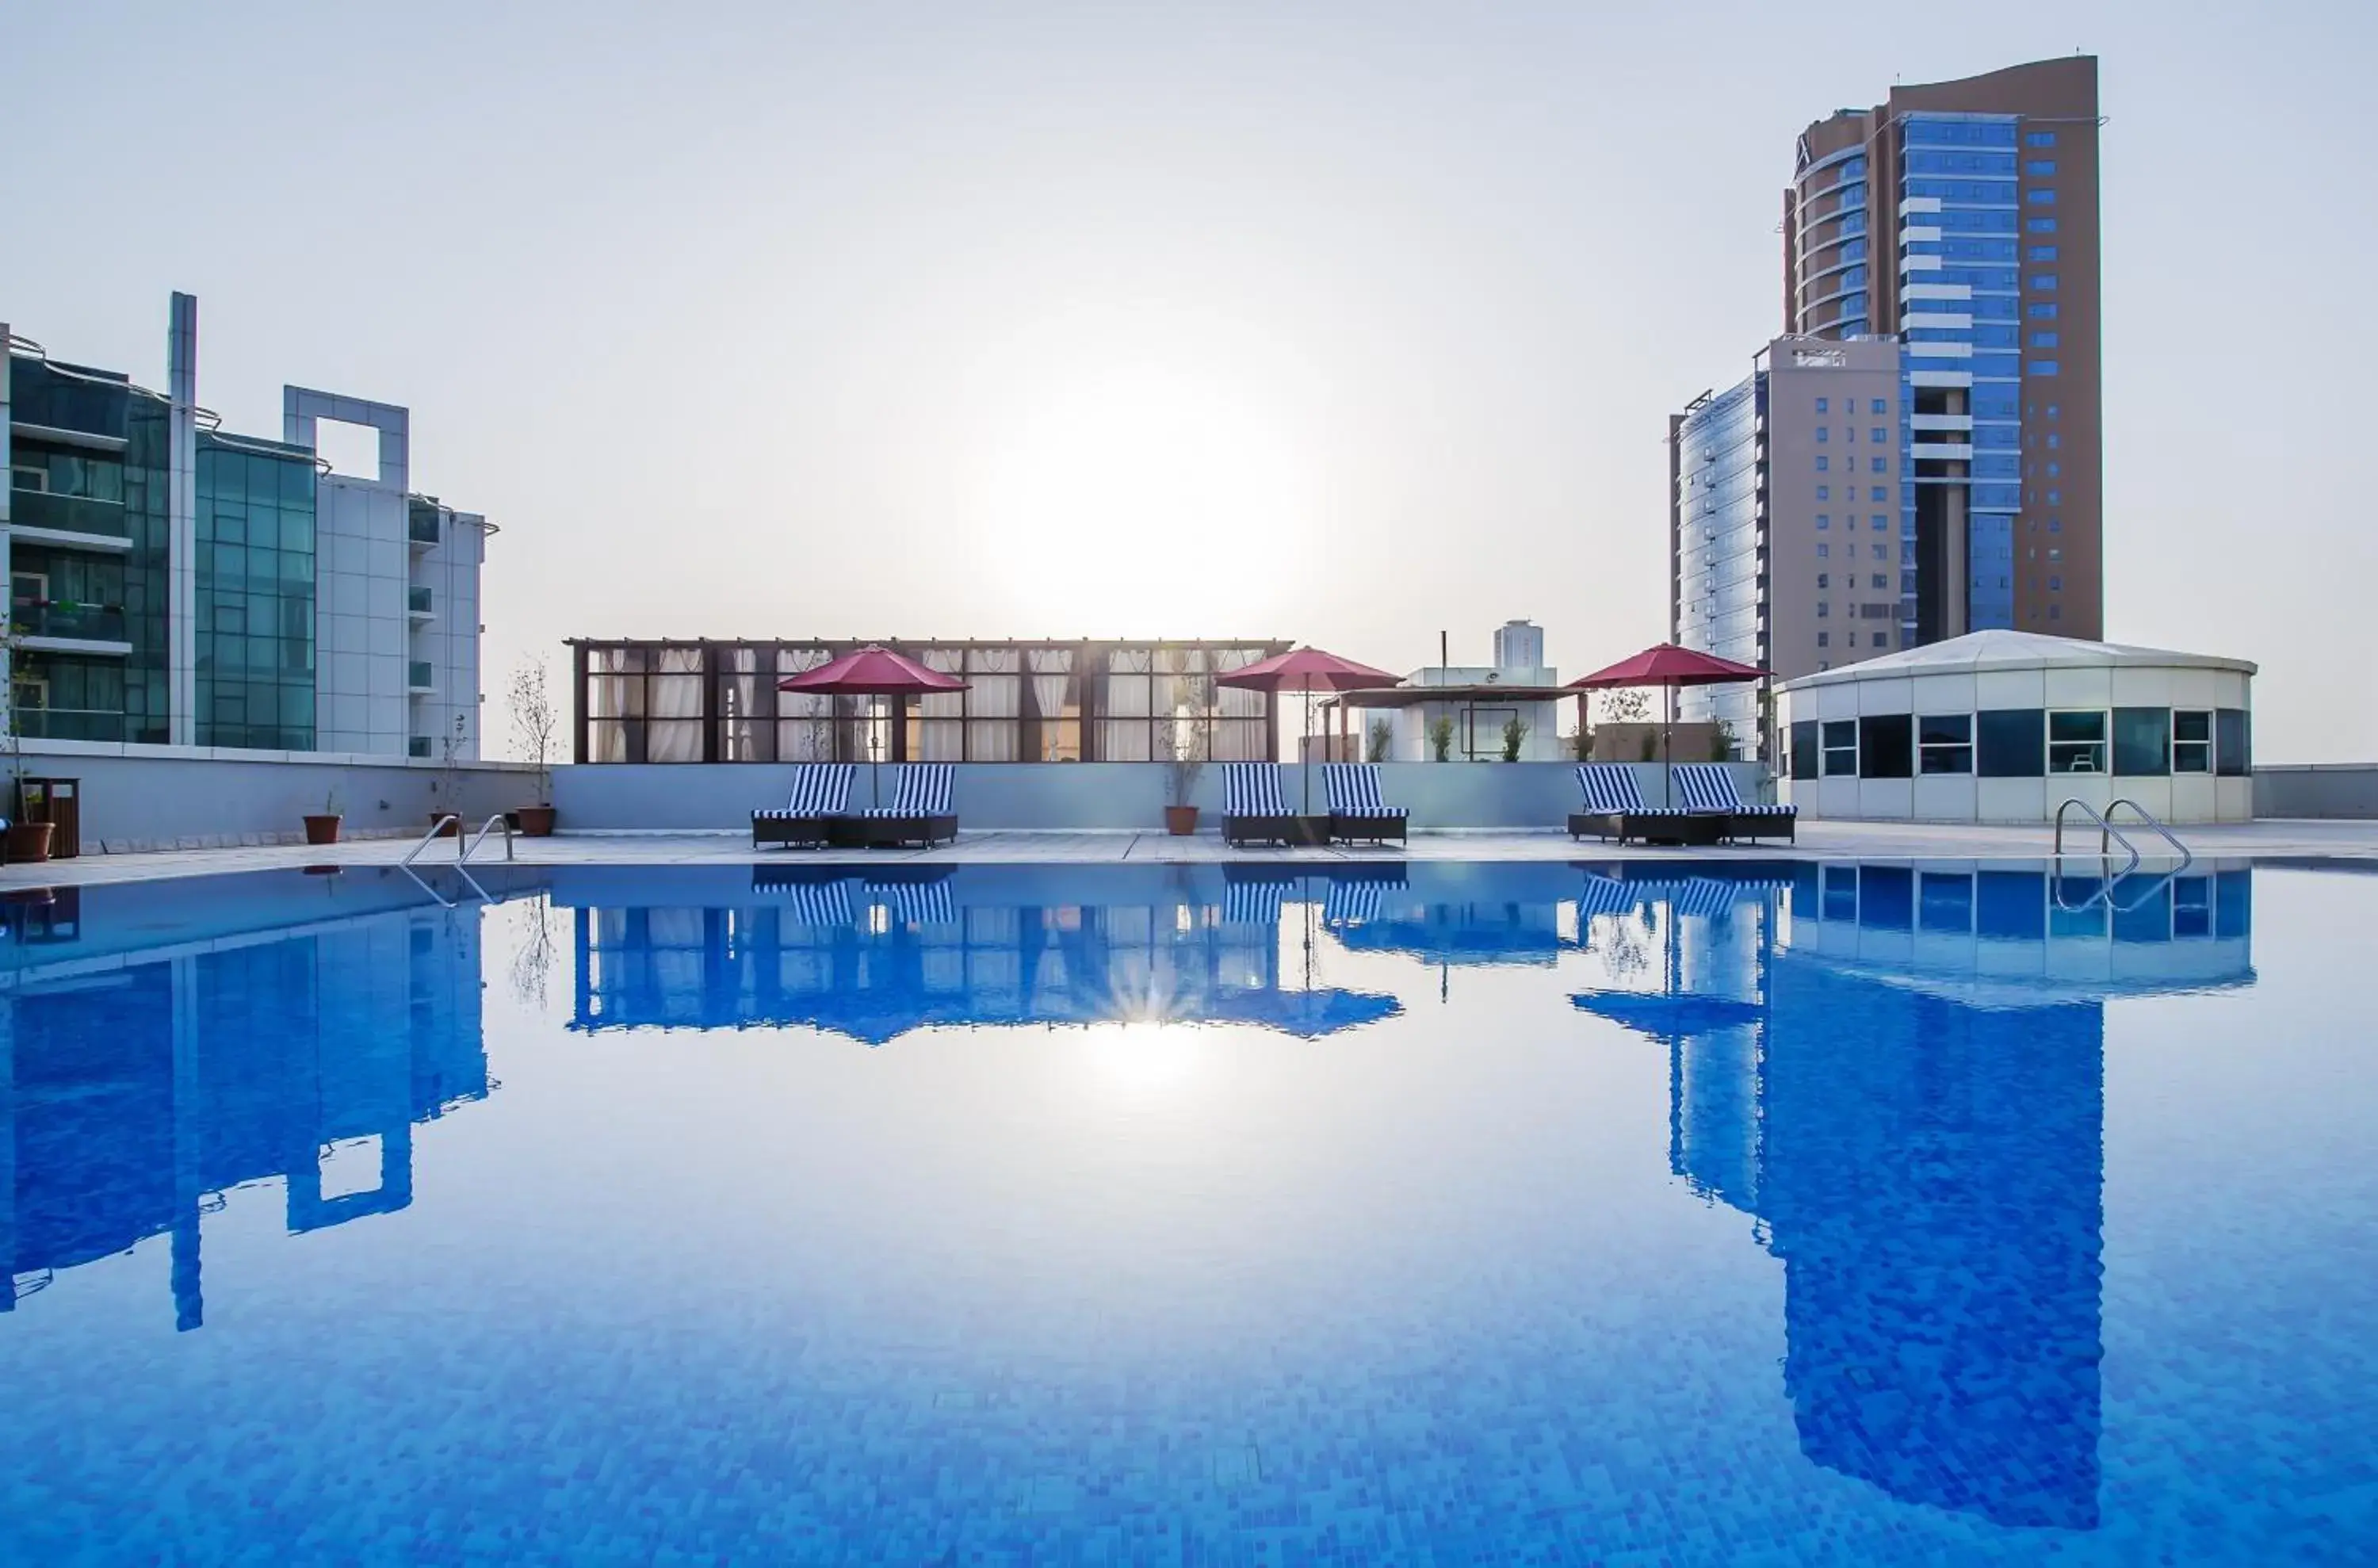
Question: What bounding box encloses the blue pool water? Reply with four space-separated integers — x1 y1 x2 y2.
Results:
0 857 2372 1564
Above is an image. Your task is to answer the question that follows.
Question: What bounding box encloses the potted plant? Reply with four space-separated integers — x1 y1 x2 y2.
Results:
429 713 468 835
1501 715 1530 762
508 659 559 836
1366 717 1394 764
304 785 343 846
2 617 54 863
1159 719 1206 836
1427 714 1455 763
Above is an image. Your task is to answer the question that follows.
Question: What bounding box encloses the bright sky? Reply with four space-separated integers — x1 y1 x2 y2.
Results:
7 2 2372 759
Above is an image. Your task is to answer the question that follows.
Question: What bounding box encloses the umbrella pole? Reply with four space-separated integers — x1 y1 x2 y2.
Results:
1663 685 1675 809
1302 687 1313 815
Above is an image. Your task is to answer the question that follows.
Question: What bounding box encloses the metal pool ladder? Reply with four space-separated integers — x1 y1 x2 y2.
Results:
2052 797 2194 912
398 813 510 908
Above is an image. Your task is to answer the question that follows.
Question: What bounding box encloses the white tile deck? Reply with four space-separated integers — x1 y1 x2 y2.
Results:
6 819 2375 891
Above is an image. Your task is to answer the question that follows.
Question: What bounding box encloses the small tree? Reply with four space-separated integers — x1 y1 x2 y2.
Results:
1596 687 1650 726
1426 714 1455 763
508 658 558 805
1158 721 1206 807
1709 720 1736 762
1571 727 1592 762
1500 714 1529 762
434 713 468 828
1366 717 1394 763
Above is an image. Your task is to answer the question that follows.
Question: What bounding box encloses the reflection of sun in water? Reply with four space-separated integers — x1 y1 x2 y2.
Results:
980 366 1317 630
1085 1023 1202 1099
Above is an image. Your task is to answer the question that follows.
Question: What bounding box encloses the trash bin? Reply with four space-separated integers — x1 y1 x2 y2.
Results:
18 777 82 859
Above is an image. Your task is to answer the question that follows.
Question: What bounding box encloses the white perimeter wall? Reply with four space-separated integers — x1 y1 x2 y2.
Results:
552 760 1770 832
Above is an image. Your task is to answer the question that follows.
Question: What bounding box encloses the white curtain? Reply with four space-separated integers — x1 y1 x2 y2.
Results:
648 647 703 763
1027 648 1073 761
967 648 1019 762
917 648 965 760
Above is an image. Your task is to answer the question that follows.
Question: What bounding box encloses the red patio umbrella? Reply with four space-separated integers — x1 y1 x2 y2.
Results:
779 645 967 809
1218 646 1403 813
1569 644 1770 809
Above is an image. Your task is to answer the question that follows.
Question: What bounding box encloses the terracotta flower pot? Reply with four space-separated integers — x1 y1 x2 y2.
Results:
515 805 557 837
6 820 55 862
1163 805 1199 836
302 813 342 846
430 815 461 838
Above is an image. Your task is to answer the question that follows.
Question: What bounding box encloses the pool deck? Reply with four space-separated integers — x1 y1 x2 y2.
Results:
6 818 2376 890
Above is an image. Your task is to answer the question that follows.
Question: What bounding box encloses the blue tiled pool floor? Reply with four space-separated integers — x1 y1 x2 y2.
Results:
0 859 2371 1563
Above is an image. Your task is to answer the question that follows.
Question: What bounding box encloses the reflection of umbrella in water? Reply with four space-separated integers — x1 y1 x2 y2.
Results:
778 645 968 810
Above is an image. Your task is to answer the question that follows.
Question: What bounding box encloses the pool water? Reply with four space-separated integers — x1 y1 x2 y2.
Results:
1 859 2372 1564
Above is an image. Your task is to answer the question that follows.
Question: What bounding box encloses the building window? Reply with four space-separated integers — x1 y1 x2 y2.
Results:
1818 572 1830 589
2031 331 2060 349
2028 245 2059 262
1789 718 1820 780
1869 487 1887 502
2047 431 2061 448
1871 631 1891 648
1817 514 1830 529
2026 131 2058 147
2048 710 2105 774
2031 361 2060 377
2030 273 2059 291
1822 719 1858 776
1871 398 1887 414
2026 217 2058 233
1978 709 2044 776
1918 713 1973 774
1871 514 1887 530
2026 159 2057 176
2047 489 2060 505
1816 426 1829 442
1817 630 1829 648
1817 541 1829 557
1870 426 1887 442
1870 573 1887 590
2028 302 2059 319
2216 709 2251 775
2114 707 2172 777
1815 456 1829 472
1870 457 1886 473
1856 713 1910 778
2173 709 2212 773
2050 605 2063 621
1817 601 1829 618
1816 397 1829 413
2026 189 2056 205
1818 486 1829 500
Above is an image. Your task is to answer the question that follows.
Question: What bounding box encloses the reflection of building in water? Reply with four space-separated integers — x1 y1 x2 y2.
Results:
1 900 487 1329
1583 861 2254 1530
564 865 1402 1043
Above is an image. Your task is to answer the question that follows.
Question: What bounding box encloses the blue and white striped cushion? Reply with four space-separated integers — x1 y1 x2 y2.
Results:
1673 763 1734 813
780 877 854 930
862 763 956 818
1325 763 1403 817
1223 762 1289 817
1669 877 1738 921
1676 762 1795 817
1575 763 1648 815
1576 875 1641 920
1321 875 1391 926
756 763 853 819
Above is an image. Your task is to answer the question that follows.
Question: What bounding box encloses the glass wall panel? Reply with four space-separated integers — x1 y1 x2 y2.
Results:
2215 709 2250 776
2172 709 2212 774
1917 713 1973 774
2112 707 2170 777
1976 709 2044 777
647 648 703 763
1789 719 1820 781
1857 713 1913 778
1026 648 1078 761
2047 710 2106 774
1821 720 1857 776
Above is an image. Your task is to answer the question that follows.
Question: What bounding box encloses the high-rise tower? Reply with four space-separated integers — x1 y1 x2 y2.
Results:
1782 57 2101 642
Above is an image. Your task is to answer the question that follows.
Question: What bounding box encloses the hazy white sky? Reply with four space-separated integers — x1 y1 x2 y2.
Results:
7 2 2372 759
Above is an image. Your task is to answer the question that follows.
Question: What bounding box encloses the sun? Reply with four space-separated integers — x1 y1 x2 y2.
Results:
975 365 1318 631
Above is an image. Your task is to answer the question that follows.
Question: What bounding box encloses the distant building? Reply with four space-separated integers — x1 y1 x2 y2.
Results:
1673 57 2105 740
2 294 490 756
1325 619 1570 762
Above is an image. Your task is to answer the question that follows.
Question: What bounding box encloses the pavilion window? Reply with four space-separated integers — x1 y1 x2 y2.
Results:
966 648 1020 762
775 646 836 762
2047 710 2107 774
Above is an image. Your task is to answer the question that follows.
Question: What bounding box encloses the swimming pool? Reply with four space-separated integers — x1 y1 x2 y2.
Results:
0 858 2369 1563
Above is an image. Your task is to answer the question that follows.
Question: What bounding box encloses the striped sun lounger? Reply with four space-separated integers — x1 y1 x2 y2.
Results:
861 763 958 848
751 764 854 849
1673 763 1797 843
1321 763 1407 847
862 873 957 927
1222 763 1298 848
1221 871 1294 926
1566 764 1712 845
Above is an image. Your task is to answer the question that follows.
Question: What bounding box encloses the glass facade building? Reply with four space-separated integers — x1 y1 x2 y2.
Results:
194 434 317 750
570 640 1290 766
1672 377 1765 732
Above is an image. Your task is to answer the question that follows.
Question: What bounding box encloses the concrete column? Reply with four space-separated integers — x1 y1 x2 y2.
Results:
167 294 199 747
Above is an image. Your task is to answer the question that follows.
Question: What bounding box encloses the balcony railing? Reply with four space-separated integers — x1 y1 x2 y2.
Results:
407 660 435 690
8 489 131 541
10 706 127 742
408 586 434 614
10 602 129 643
